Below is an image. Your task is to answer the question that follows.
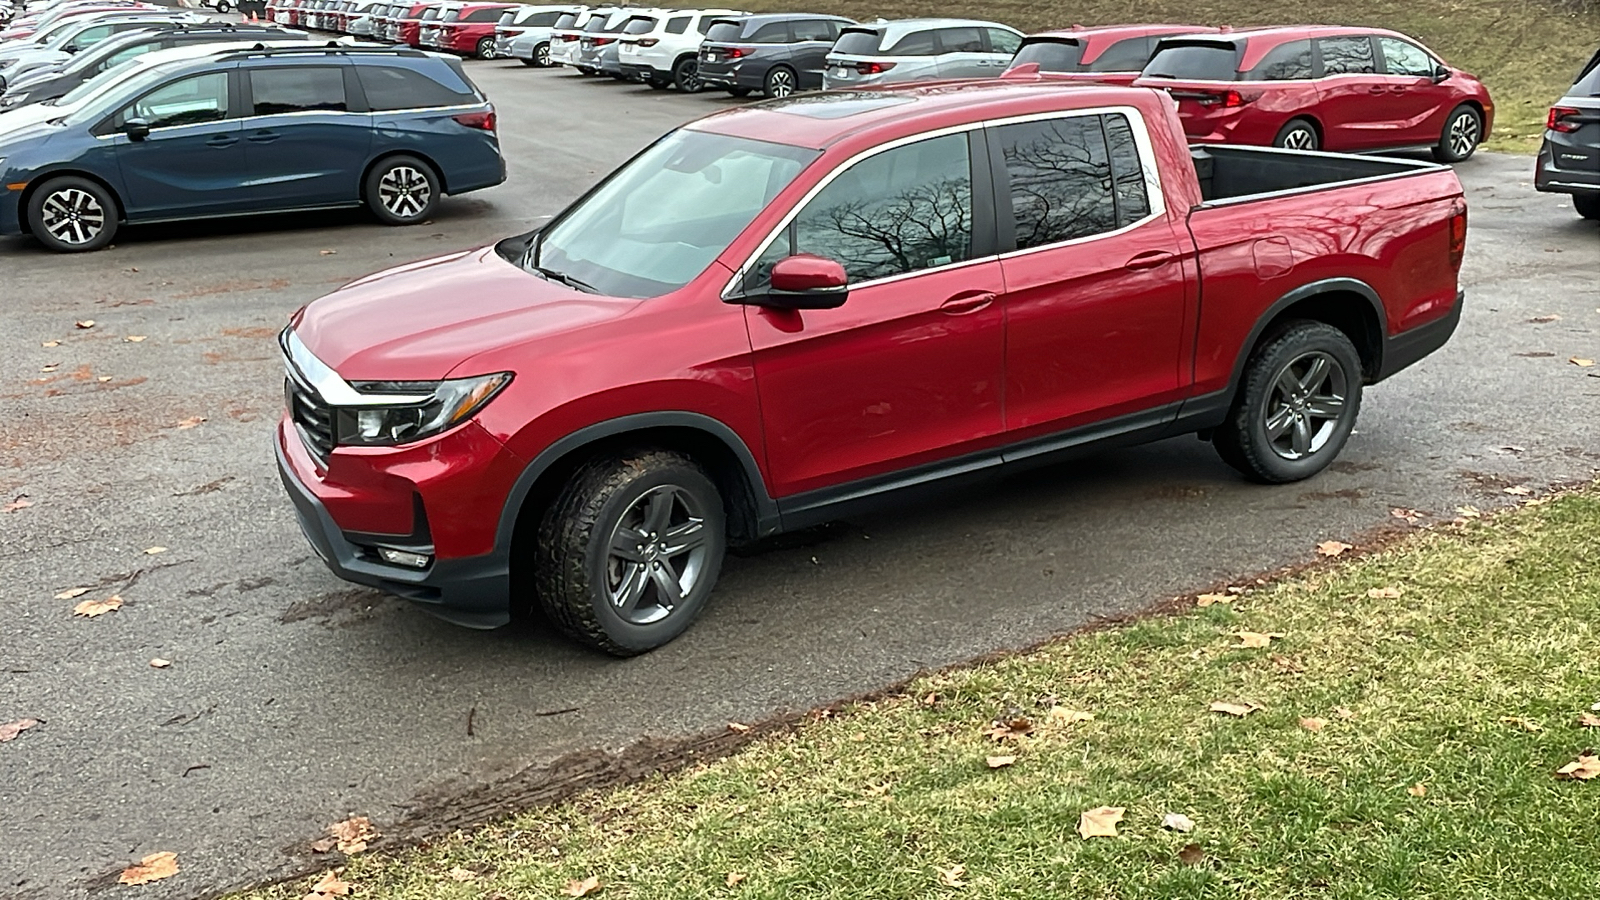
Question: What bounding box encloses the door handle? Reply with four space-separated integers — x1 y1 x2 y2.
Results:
1124 250 1176 271
940 291 996 315
205 135 239 148
247 130 280 143
1367 85 1387 94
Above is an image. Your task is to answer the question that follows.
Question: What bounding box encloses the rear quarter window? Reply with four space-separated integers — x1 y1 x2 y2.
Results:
833 29 882 55
751 21 789 42
358 62 478 110
1142 41 1240 80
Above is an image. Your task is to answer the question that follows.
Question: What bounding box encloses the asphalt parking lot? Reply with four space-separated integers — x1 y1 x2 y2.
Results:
2 60 1598 898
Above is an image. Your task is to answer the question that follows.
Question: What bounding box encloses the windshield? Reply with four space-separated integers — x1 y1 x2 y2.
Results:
528 130 818 299
1142 41 1240 80
832 29 881 55
1012 39 1083 72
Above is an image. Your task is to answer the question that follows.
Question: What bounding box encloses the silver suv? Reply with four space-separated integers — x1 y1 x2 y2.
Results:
822 18 1022 89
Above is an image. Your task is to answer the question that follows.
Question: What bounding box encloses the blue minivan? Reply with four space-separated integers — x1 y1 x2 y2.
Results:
0 43 505 251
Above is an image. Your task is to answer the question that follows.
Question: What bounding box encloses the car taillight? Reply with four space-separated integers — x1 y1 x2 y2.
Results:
453 109 495 132
1198 90 1252 108
1547 105 1582 133
857 61 895 75
593 36 614 46
723 46 748 58
1448 208 1467 270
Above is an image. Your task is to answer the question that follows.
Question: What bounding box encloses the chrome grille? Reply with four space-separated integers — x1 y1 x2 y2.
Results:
285 367 334 464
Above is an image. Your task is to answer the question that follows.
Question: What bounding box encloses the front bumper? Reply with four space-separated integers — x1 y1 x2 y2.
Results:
1534 138 1600 195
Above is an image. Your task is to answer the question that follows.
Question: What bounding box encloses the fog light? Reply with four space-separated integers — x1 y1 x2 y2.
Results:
377 547 431 569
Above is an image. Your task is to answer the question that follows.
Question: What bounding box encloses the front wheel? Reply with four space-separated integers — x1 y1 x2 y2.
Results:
28 176 118 253
536 449 727 656
1214 322 1364 483
672 56 701 92
1432 104 1482 163
363 155 439 226
1273 118 1319 151
1571 193 1599 220
216 0 230 11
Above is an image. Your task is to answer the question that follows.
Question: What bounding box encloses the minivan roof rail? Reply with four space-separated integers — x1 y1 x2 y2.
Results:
213 42 430 60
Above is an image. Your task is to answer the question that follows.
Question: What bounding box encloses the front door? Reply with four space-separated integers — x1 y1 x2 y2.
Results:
742 131 1006 499
111 68 246 219
241 62 372 209
1375 36 1455 146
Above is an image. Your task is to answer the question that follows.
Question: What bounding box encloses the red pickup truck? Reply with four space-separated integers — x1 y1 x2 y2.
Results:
276 81 1467 655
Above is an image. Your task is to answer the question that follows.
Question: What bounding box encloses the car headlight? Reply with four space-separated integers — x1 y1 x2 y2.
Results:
332 372 511 446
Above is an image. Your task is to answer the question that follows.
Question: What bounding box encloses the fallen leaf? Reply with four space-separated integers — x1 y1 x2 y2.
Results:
1579 712 1600 728
1455 505 1481 518
1299 716 1328 732
176 416 206 430
1233 630 1285 649
0 718 40 742
1366 586 1404 599
936 864 966 887
75 320 95 329
727 721 751 733
320 249 338 255
1209 700 1261 717
1195 592 1231 607
1407 782 1427 797
97 376 113 383
985 755 1016 769
326 816 378 855
40 364 58 373
1317 540 1352 557
54 587 90 600
1335 706 1357 719
1047 707 1094 725
307 838 337 854
725 872 747 887
1527 314 1561 323
922 692 940 707
447 866 477 882
1077 806 1124 838
1556 755 1600 780
1571 357 1596 368
3 496 33 513
124 335 148 342
562 875 602 897
305 870 352 897
73 595 123 617
1501 716 1541 733
1162 812 1195 833
118 852 178 885
42 340 60 347
1503 485 1533 496
1389 507 1424 524
149 658 172 669
144 546 168 555
1177 843 1205 866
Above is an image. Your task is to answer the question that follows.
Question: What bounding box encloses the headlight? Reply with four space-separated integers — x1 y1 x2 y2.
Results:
332 372 511 446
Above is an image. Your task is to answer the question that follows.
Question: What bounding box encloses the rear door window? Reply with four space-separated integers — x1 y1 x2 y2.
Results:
935 27 984 54
1142 41 1240 80
888 30 937 56
833 29 883 55
1317 36 1376 75
358 63 478 109
1245 39 1313 80
1012 39 1083 72
1087 36 1153 72
666 15 691 35
1378 37 1433 77
249 66 348 115
994 115 1116 249
790 19 834 43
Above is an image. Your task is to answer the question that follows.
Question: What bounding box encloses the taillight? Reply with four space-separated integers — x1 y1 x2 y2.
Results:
724 46 748 58
1448 208 1467 270
637 37 658 47
453 109 496 132
1547 105 1581 133
593 36 614 46
1199 90 1252 108
857 61 896 75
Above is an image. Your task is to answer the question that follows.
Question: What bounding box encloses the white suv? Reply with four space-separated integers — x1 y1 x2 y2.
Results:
548 6 613 68
616 7 743 92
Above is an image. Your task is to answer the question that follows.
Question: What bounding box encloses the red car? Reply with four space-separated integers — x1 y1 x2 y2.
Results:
1007 23 1218 85
1134 25 1493 161
395 0 439 46
428 0 514 57
278 80 1466 655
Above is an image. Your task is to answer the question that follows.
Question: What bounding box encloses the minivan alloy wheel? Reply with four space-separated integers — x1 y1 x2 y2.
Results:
535 42 549 65
765 66 795 98
39 187 106 247
376 165 431 219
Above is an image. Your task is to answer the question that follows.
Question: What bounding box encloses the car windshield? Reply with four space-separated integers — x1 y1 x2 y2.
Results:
525 129 819 299
1142 41 1240 80
832 28 881 55
1012 38 1084 72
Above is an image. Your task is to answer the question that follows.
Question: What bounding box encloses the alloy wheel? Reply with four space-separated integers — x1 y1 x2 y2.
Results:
604 485 710 625
1262 350 1348 460
40 187 106 247
535 42 549 65
768 68 794 98
1449 112 1480 159
376 166 431 220
1281 126 1316 151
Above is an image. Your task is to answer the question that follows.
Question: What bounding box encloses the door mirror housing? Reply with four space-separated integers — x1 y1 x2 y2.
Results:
743 254 849 310
1430 65 1450 83
123 118 150 141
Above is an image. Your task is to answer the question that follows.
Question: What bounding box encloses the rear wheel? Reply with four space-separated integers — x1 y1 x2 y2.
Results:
363 154 439 226
28 176 118 253
476 36 494 59
1432 104 1481 163
1575 193 1600 220
533 41 549 66
672 56 701 92
1214 322 1363 483
536 449 727 656
1273 118 1319 151
763 64 796 99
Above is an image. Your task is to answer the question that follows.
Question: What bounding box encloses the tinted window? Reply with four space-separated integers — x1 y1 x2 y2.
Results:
888 30 936 56
935 27 983 54
1378 37 1433 78
704 20 742 41
466 7 502 22
496 10 514 25
581 16 610 32
985 27 1021 55
419 8 439 20
833 29 882 55
1142 41 1239 80
1012 39 1084 72
249 66 347 115
125 72 230 129
358 63 476 110
66 23 115 48
100 42 156 70
791 19 834 43
1318 36 1375 75
528 11 560 26
1087 36 1151 72
1246 39 1312 80
750 21 789 42
996 116 1115 249
665 15 690 35
754 132 972 285
553 12 578 28
622 16 655 35
1103 113 1150 226
441 8 461 22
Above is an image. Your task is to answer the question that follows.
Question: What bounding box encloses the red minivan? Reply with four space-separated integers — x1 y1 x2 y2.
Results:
1007 24 1217 85
1134 25 1494 161
428 0 514 57
395 0 439 46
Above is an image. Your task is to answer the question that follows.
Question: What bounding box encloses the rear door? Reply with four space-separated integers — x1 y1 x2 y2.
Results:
1312 34 1383 150
992 110 1191 440
788 18 835 88
931 25 988 78
109 67 247 219
241 60 372 209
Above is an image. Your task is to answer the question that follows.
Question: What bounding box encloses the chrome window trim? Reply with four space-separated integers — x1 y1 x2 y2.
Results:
720 104 1166 298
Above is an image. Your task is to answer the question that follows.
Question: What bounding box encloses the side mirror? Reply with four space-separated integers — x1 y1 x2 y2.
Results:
123 117 150 141
1431 65 1450 83
750 254 849 310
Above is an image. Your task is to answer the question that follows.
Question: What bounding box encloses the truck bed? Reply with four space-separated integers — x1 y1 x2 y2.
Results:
1191 146 1445 204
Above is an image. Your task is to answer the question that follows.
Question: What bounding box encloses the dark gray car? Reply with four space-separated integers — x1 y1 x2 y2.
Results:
1535 47 1600 220
697 12 853 98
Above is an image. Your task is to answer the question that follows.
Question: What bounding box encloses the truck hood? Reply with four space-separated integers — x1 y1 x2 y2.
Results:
291 245 638 381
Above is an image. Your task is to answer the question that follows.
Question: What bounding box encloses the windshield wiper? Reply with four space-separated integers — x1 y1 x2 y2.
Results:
532 264 598 294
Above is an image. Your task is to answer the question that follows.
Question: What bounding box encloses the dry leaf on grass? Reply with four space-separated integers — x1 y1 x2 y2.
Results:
325 816 378 855
1298 717 1328 732
1556 755 1600 780
1177 843 1205 866
985 755 1016 769
118 852 178 885
1233 631 1285 649
1317 540 1352 557
1271 653 1304 674
1 718 40 742
1209 700 1261 717
1366 586 1404 599
1455 505 1481 519
1047 708 1094 725
1503 485 1533 496
1077 806 1124 838
3 496 33 513
1162 812 1195 833
73 596 123 617
562 875 602 897
1335 706 1357 719
725 872 747 887
726 722 751 733
304 870 352 898
1579 712 1600 728
985 712 1034 742
1407 782 1427 797
1571 357 1596 368
936 864 966 888
1195 592 1231 607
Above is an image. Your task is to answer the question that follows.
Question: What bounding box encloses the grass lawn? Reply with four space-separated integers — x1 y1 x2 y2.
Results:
244 484 1600 900
734 0 1599 154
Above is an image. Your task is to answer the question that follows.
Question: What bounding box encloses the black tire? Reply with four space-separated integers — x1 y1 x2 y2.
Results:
536 449 727 656
1273 118 1319 151
1214 321 1364 484
672 56 701 93
727 87 753 98
216 0 230 11
647 77 669 90
1572 193 1600 221
363 154 440 226
476 36 494 59
520 56 539 67
1432 104 1481 163
27 176 118 253
763 64 797 99
533 41 550 66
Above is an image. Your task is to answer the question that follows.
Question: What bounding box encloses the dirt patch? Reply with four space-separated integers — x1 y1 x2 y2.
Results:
170 278 290 300
279 587 391 626
223 327 280 339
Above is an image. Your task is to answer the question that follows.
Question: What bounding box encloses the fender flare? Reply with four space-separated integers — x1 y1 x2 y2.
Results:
1227 276 1386 389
